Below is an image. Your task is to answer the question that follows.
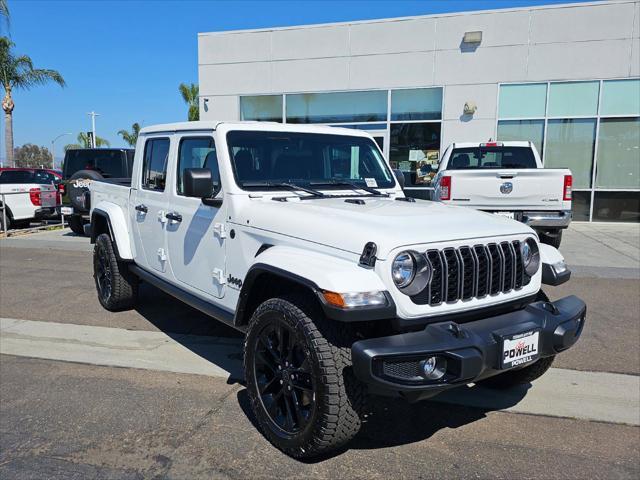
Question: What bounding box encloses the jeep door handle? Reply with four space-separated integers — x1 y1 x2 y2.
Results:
165 212 182 223
135 204 148 213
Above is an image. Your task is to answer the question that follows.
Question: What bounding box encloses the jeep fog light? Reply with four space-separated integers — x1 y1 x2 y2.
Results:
323 290 387 308
420 356 447 380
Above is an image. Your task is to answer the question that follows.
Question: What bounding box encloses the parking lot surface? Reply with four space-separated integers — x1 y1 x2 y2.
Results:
1 224 639 479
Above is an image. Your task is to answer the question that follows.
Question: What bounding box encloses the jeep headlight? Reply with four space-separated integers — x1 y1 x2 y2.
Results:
521 238 540 276
392 251 432 295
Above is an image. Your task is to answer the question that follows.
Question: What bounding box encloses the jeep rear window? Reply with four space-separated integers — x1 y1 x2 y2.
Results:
448 147 537 169
226 131 395 189
63 150 128 179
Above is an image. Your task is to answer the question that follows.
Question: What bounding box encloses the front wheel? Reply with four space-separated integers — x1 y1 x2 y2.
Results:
93 233 137 311
244 295 365 459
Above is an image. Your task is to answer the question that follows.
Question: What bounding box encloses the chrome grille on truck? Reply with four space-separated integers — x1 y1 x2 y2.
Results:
411 240 531 306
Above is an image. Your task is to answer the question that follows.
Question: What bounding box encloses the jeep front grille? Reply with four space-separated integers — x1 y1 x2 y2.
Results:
411 240 531 306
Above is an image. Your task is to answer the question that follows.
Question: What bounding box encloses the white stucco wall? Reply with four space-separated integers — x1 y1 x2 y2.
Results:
198 0 639 145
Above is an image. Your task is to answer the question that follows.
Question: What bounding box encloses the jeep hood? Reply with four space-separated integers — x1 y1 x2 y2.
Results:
242 197 534 259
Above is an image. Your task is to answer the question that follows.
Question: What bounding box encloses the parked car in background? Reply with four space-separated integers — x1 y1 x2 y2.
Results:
431 141 573 247
0 168 59 230
61 148 134 235
88 121 585 458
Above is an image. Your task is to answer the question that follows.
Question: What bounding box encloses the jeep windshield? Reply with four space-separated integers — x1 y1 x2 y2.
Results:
226 131 396 192
63 149 132 179
448 147 537 169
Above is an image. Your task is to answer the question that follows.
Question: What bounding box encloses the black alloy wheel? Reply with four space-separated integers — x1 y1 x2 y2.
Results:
95 240 113 303
253 319 316 435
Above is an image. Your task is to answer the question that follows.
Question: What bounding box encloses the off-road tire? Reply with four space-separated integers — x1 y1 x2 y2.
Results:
538 230 562 248
480 355 555 389
68 214 85 235
93 233 137 311
244 294 366 459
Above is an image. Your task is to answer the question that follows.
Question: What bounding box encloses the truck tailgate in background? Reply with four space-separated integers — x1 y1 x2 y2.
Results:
445 168 570 210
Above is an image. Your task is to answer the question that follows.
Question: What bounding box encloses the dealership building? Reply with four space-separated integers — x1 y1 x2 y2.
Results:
198 0 640 222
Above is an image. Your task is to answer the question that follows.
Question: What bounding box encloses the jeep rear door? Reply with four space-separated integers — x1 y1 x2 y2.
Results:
131 137 171 273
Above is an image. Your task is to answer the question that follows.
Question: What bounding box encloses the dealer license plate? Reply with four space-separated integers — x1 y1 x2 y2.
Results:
501 330 540 369
60 207 73 215
494 211 515 219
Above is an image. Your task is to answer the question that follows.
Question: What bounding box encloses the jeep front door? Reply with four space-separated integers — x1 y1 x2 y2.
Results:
166 135 226 299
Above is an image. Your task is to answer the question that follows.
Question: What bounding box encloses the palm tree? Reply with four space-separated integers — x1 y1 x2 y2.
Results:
117 122 140 147
179 82 199 121
1 37 65 165
0 0 9 32
64 132 110 151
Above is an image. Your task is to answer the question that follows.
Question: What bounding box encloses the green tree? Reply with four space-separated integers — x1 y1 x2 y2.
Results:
0 0 9 33
179 82 199 121
13 143 52 168
117 122 141 147
64 132 110 151
1 37 65 165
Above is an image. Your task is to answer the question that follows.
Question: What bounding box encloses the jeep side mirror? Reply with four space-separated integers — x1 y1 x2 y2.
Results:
183 168 223 207
393 169 405 190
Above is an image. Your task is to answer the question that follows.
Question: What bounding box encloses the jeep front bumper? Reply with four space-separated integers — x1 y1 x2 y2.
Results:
351 295 586 402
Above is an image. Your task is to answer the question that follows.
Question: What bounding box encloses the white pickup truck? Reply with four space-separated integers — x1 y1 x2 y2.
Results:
88 121 585 459
0 168 58 231
431 142 572 247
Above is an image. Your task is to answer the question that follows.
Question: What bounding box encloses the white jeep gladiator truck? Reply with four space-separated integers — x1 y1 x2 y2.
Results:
431 141 572 247
88 122 586 458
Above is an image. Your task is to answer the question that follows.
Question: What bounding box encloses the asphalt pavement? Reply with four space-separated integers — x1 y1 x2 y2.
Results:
0 224 639 479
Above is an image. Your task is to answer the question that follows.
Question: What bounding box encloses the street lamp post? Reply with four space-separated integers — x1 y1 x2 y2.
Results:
87 111 100 148
51 132 72 169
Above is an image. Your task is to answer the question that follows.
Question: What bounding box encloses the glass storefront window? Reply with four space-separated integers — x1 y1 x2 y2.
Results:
593 191 640 222
595 118 640 189
545 119 596 189
240 95 283 122
391 88 443 121
600 79 640 116
286 90 387 124
548 81 599 117
571 191 591 221
389 122 441 188
497 120 545 156
498 83 547 119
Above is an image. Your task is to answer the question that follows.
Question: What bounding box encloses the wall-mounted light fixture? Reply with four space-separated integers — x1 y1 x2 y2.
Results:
462 31 483 44
463 101 478 116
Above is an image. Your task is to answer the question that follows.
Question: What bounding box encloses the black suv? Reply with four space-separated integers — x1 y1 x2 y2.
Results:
62 148 134 234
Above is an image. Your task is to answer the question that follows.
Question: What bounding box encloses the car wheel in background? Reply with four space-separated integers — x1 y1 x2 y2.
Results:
538 229 562 248
68 214 86 235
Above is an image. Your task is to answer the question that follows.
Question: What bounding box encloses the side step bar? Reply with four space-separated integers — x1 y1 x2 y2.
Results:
129 264 240 331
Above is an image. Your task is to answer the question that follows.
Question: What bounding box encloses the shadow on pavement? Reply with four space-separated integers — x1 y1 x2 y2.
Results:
131 282 532 460
236 379 531 462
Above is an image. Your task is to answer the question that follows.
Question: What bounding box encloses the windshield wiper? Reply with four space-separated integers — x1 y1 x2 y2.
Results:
241 181 327 198
309 180 388 197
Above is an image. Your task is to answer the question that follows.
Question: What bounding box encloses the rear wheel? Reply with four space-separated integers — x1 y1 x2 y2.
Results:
244 295 365 459
93 233 137 311
538 229 562 248
68 214 85 235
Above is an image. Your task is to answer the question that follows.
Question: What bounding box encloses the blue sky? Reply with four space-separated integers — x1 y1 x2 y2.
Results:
2 0 589 161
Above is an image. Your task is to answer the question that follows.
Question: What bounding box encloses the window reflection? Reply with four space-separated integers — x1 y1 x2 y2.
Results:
389 123 441 187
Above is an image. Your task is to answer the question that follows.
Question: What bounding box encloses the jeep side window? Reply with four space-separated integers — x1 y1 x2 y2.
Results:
176 137 218 195
142 138 170 191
